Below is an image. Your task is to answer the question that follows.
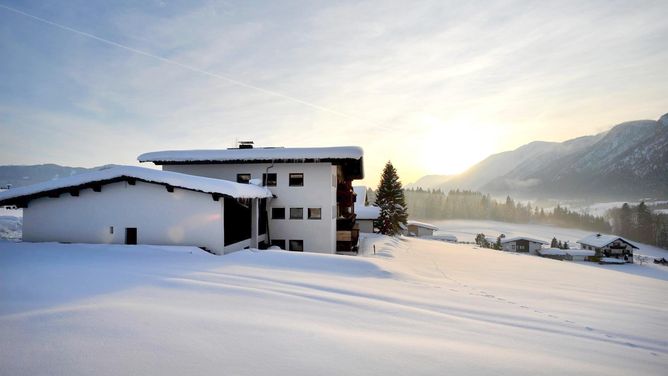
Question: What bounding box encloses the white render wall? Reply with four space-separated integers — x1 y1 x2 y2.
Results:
22 181 237 254
164 163 337 253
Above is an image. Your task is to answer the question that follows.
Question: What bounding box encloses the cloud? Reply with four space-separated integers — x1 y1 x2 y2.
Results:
1 0 667 185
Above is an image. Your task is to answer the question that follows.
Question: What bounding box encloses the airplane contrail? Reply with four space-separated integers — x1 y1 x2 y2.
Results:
0 3 384 128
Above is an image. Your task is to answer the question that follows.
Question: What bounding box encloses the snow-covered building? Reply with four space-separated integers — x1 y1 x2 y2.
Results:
501 236 547 254
0 166 273 254
139 145 364 254
353 185 379 233
577 234 637 263
564 249 596 262
537 248 568 260
405 220 439 237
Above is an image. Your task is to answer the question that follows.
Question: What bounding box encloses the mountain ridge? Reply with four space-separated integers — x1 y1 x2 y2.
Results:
410 114 668 200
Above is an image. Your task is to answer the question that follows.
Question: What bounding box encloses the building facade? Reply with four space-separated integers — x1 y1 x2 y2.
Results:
501 237 547 254
139 146 364 254
0 167 272 254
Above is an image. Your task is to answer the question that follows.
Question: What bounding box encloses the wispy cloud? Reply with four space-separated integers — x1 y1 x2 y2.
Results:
1 0 666 184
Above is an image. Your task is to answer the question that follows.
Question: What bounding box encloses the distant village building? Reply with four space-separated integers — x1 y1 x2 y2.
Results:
139 145 364 254
564 249 596 262
353 185 379 233
577 234 638 263
501 236 547 254
405 220 439 237
0 167 273 255
537 248 568 260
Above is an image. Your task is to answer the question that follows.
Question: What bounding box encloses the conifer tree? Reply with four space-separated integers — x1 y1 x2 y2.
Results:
375 161 408 235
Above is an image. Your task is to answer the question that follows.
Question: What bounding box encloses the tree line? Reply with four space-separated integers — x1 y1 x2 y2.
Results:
403 188 611 233
608 202 668 248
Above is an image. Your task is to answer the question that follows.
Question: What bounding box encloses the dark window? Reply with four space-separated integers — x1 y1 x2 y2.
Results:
237 173 251 184
271 239 286 249
263 173 277 186
290 208 303 220
272 207 285 219
224 197 251 246
289 173 304 186
308 208 322 220
289 240 304 252
125 228 137 245
259 199 267 235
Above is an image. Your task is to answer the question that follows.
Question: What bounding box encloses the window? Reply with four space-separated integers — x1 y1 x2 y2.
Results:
237 173 251 184
289 240 304 252
270 239 286 249
289 173 304 186
272 207 285 219
290 208 303 220
263 173 277 186
308 208 322 220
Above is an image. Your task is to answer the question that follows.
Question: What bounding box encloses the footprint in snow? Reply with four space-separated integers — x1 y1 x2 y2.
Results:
520 306 528 309
585 327 594 331
625 342 638 348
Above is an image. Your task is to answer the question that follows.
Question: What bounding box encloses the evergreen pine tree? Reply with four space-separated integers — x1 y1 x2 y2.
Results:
551 237 558 248
374 161 408 236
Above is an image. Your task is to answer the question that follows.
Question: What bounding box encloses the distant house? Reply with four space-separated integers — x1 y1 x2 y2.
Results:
577 234 638 263
353 186 379 233
0 166 273 254
501 237 547 254
405 220 439 237
537 248 568 260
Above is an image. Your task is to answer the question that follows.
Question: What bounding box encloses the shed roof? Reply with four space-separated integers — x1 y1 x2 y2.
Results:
501 236 548 245
577 234 639 249
565 249 596 256
406 220 439 231
356 205 380 220
538 248 568 256
0 166 273 206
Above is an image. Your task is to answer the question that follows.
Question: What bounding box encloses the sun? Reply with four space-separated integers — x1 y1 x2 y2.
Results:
417 114 498 176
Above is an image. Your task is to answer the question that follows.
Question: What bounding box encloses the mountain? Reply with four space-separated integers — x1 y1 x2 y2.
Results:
411 113 668 200
0 164 119 189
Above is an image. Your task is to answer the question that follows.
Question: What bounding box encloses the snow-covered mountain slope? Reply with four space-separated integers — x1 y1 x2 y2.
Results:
0 164 121 188
412 113 668 200
1 237 665 375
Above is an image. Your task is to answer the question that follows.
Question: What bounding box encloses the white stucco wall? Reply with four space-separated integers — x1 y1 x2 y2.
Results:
164 163 337 253
22 181 235 254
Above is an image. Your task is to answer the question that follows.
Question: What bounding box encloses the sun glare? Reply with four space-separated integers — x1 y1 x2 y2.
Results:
418 114 498 175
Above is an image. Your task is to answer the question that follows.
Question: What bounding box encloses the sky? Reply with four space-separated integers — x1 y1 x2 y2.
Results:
0 0 667 186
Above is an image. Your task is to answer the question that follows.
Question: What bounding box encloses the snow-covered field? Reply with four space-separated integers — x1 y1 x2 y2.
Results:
1 236 666 375
430 219 668 259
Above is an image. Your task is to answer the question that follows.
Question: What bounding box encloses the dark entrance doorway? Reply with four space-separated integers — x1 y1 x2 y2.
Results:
125 228 137 245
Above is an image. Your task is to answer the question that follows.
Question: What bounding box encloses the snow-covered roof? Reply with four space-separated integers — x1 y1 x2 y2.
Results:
424 235 458 242
407 220 439 231
0 166 273 206
565 249 596 257
538 248 568 256
138 146 363 164
356 205 380 220
577 234 639 249
500 236 548 245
